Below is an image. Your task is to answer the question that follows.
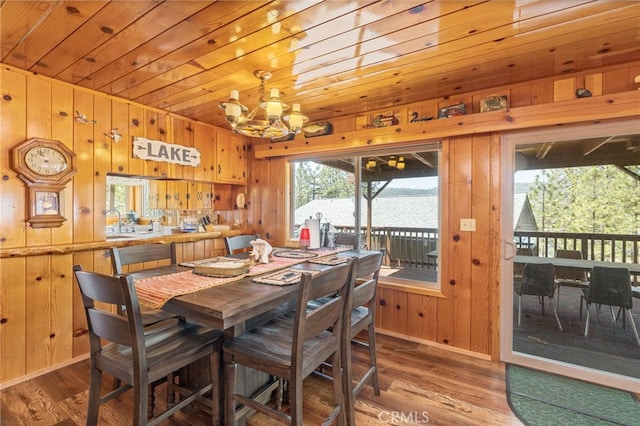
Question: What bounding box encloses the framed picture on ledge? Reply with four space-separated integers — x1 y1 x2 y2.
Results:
480 94 508 112
438 103 466 118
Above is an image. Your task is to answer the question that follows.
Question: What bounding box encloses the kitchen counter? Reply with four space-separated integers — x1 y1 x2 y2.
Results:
0 229 242 259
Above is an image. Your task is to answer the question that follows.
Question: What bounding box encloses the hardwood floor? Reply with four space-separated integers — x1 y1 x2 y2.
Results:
0 334 522 425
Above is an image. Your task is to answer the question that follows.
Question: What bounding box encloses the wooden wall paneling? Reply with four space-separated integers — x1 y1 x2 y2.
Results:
553 78 576 102
143 110 165 178
111 100 130 174
406 293 437 341
248 156 266 237
50 82 74 245
450 135 474 350
25 76 53 247
602 68 631 94
631 65 640 90
253 156 287 246
272 157 288 247
193 240 205 260
0 67 27 248
469 134 493 354
182 242 195 263
193 122 213 182
173 117 194 181
49 254 73 365
376 287 394 331
583 73 603 97
529 81 553 105
436 138 454 346
128 104 145 176
93 96 112 241
509 86 532 109
25 255 51 373
72 90 95 243
71 251 92 357
488 133 502 361
0 257 27 382
328 116 356 134
391 290 408 335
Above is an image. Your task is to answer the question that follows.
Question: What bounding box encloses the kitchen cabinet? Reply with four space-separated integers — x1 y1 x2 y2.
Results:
166 180 188 210
148 179 166 210
215 131 246 184
193 123 215 182
187 181 213 210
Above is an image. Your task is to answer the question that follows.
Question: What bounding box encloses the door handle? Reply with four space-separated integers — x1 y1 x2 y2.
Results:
504 240 516 260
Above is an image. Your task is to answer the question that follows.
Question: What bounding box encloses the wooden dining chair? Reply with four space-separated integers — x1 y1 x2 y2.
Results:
308 250 385 425
73 265 225 425
223 258 357 426
341 249 384 425
110 243 179 326
224 234 258 255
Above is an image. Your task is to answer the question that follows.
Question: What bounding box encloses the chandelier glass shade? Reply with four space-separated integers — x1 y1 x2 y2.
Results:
219 70 307 139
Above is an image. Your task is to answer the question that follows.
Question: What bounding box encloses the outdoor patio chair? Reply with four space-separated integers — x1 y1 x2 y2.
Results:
581 266 640 347
514 262 563 331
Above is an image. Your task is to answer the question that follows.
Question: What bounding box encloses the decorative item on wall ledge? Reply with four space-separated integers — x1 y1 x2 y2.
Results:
480 94 508 112
575 88 592 98
372 111 400 127
303 122 333 138
271 132 296 143
219 69 308 140
409 111 434 123
438 103 466 118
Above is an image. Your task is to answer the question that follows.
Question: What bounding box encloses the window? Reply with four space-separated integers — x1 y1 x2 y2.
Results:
291 143 441 287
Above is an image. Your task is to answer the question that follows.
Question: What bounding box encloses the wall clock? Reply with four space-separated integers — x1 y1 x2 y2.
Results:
10 138 77 228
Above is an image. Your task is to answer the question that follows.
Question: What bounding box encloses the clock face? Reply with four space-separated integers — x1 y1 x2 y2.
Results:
25 146 69 176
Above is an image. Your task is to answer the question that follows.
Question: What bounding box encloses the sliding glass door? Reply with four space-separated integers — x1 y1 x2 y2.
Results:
500 121 640 393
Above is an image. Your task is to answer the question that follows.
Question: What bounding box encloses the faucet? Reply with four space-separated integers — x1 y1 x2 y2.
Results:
105 209 122 233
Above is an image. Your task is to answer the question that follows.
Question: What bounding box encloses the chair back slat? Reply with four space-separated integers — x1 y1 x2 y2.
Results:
293 258 356 360
74 266 146 357
225 234 258 255
111 243 176 274
352 251 383 308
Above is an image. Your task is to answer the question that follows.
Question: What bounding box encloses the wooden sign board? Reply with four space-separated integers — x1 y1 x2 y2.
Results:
133 137 200 167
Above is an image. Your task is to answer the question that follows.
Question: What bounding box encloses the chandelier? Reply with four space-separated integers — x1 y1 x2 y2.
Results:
219 70 308 140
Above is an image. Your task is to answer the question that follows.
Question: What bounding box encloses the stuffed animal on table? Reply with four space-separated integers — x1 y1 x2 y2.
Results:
250 238 273 264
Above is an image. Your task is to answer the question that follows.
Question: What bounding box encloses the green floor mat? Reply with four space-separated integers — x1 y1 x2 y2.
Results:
506 364 640 426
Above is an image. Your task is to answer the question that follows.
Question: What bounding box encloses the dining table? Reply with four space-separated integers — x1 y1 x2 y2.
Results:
514 255 640 275
127 247 378 424
514 255 640 298
129 248 376 332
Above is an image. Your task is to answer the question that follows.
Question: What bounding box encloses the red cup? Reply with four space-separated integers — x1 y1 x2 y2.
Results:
299 227 311 249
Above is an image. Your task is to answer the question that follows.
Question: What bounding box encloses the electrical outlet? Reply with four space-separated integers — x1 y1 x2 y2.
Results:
460 218 476 231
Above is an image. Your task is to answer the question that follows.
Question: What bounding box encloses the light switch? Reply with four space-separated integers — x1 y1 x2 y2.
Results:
460 218 476 231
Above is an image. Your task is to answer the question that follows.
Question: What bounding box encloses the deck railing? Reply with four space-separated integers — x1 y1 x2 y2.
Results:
338 226 639 276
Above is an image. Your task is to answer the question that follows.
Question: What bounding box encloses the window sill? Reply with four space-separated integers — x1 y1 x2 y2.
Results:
378 276 445 298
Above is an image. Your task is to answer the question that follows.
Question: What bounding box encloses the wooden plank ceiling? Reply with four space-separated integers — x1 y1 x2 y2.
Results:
2 0 639 131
